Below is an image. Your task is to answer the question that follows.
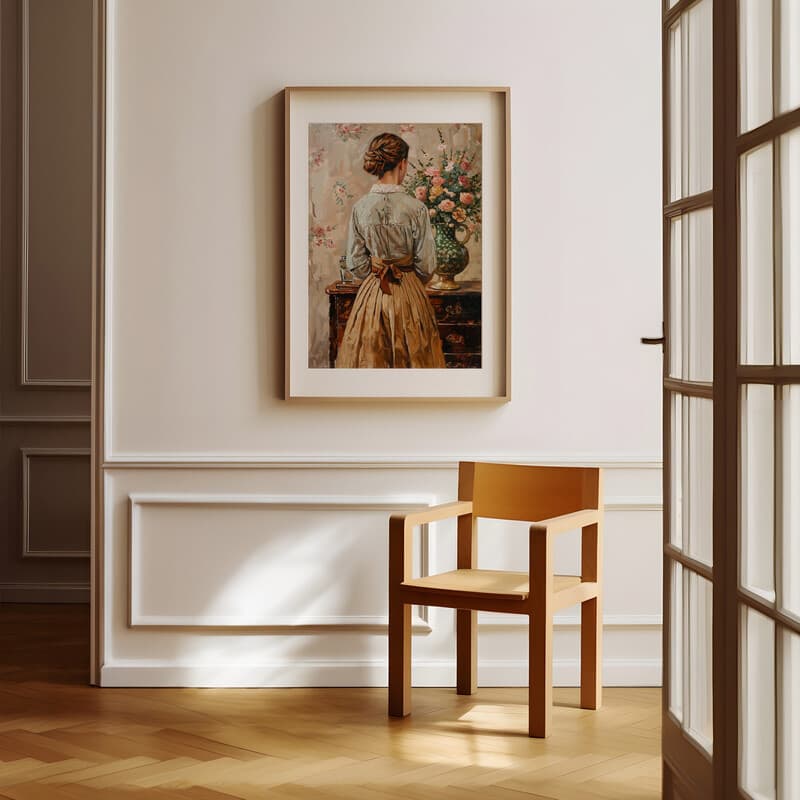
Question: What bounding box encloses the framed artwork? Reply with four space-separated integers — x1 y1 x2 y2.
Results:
285 86 510 400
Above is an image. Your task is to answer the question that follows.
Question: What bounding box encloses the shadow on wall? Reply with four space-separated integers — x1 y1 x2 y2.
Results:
251 93 286 404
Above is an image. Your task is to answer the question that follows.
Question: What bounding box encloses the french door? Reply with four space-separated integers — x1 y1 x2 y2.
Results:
662 0 800 797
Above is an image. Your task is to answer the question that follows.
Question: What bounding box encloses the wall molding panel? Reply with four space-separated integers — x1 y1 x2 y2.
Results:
19 0 92 388
105 455 663 470
0 416 92 423
100 465 663 687
0 582 89 603
480 613 663 628
0 0 93 609
127 492 434 631
22 448 91 557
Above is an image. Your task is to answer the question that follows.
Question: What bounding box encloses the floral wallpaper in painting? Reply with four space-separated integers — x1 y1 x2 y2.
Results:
307 122 482 368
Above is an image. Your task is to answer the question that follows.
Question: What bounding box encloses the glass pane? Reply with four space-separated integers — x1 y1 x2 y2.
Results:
669 210 713 381
671 393 684 550
669 561 684 721
741 607 777 799
669 21 683 202
740 0 774 132
739 607 775 800
782 129 800 364
670 217 683 378
741 144 775 365
779 628 800 800
686 0 712 197
742 384 776 602
688 209 713 381
783 385 800 619
686 572 712 752
778 0 800 115
687 398 713 565
668 2 712 202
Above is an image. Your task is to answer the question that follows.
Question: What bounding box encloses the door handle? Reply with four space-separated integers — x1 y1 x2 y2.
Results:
641 322 665 348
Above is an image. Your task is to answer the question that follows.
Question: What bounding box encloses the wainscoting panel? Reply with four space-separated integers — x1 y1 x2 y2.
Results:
0 0 91 604
20 0 93 386
0 427 90 600
128 493 432 630
23 448 91 557
102 462 662 688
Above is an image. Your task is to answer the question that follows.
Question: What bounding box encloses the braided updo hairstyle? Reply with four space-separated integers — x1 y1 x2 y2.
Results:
363 132 410 177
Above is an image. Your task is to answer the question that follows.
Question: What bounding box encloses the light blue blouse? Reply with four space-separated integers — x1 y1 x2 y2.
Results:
345 184 436 282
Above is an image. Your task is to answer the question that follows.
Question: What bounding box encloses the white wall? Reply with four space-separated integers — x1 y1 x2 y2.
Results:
102 0 663 687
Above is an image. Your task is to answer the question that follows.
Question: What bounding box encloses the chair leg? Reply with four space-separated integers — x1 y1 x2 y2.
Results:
580 597 602 710
456 609 477 695
388 599 411 717
529 609 552 737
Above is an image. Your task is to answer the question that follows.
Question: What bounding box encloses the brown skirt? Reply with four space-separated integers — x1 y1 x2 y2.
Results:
336 273 446 368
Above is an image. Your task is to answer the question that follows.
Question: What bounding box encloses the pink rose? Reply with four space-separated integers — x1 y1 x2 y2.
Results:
424 166 440 177
438 199 456 212
431 176 445 186
460 159 471 170
415 186 428 201
429 208 436 217
458 175 471 188
459 192 474 206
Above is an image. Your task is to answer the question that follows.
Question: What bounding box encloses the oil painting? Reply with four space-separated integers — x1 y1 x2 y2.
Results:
285 86 509 400
307 123 483 369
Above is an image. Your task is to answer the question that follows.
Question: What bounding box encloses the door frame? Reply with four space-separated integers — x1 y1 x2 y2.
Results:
661 0 718 795
89 0 107 687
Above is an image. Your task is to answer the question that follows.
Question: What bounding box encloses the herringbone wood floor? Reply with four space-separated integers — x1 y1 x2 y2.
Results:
0 605 661 799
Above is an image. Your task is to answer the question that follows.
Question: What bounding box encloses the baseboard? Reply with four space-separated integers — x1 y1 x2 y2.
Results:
101 658 662 688
0 582 90 603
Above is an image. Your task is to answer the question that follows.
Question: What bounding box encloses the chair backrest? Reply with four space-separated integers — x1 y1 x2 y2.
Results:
457 461 601 522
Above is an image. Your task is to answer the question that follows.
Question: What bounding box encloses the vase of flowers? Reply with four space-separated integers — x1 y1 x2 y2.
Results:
405 129 482 291
431 223 471 290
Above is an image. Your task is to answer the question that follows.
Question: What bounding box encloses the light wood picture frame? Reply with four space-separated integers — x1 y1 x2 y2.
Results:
285 86 510 401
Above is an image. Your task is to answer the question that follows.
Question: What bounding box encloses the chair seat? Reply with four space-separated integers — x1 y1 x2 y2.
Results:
401 569 582 601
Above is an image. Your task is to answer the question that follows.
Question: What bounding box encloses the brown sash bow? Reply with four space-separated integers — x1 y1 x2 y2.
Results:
370 255 415 295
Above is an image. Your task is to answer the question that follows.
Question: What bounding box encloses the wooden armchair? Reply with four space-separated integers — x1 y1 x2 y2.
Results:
388 461 603 738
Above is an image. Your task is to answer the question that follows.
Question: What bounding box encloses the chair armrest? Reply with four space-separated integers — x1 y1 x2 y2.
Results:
529 509 601 538
390 501 473 532
389 501 473 585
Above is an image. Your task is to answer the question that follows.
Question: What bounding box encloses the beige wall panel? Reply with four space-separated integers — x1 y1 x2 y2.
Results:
0 0 93 603
0 0 89 415
0 424 89 595
108 0 663 459
23 0 93 384
24 450 90 556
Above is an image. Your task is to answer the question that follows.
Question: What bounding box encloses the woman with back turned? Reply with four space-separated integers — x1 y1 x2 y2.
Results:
336 133 446 369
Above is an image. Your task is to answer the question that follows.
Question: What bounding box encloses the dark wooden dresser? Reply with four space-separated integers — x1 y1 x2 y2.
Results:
325 280 481 368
